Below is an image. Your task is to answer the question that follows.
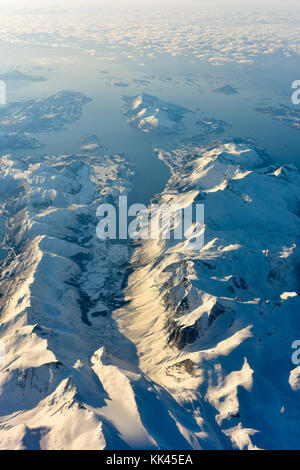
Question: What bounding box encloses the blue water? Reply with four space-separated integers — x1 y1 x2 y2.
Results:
2 41 300 208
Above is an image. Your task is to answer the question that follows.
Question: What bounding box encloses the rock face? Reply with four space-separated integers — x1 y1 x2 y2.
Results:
118 140 300 450
121 93 191 135
0 139 299 450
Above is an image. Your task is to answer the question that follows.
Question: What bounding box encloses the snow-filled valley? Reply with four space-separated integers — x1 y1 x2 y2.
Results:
0 137 299 450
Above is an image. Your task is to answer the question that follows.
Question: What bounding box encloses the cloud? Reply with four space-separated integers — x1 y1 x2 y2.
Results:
1 7 300 66
2 0 300 12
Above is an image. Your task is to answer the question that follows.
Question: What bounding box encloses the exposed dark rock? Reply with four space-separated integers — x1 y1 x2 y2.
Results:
167 321 199 350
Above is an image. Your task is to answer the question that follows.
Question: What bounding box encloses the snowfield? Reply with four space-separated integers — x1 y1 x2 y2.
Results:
0 140 299 449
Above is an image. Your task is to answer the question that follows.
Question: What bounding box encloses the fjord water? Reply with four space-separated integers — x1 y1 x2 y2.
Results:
4 41 300 208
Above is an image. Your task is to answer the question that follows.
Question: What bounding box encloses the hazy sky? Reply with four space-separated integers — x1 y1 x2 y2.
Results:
2 0 300 12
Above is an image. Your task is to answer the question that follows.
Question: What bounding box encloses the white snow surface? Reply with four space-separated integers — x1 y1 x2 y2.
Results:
0 141 299 449
121 93 191 135
116 141 300 450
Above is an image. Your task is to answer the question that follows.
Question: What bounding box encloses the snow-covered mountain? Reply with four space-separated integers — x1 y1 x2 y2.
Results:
118 140 300 450
121 93 191 135
0 91 91 134
0 139 299 449
0 149 146 450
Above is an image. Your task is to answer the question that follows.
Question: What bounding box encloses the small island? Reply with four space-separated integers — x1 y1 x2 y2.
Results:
121 93 191 135
214 85 238 95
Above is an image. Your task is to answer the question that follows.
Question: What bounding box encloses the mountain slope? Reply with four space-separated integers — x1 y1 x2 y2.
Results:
0 140 299 449
116 140 300 450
